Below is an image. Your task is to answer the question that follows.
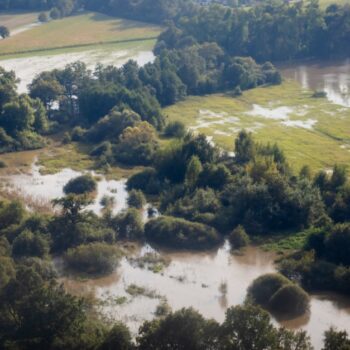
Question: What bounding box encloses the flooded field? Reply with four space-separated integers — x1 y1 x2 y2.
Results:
60 241 350 349
0 46 155 93
2 156 349 348
0 161 128 215
279 58 350 107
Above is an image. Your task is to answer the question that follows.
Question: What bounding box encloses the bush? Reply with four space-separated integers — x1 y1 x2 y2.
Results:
50 7 61 19
12 230 49 258
0 160 7 168
164 121 186 138
127 190 146 209
248 273 292 306
145 216 220 249
0 25 9 39
71 126 86 142
248 273 310 317
112 208 144 240
127 168 161 195
64 242 121 275
269 284 310 317
0 200 25 230
324 223 350 266
99 323 133 350
0 256 15 289
38 12 49 22
63 175 97 195
229 225 250 249
312 90 327 98
90 141 112 157
137 308 219 350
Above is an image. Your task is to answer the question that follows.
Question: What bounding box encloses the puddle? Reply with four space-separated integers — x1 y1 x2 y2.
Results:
246 105 293 120
281 119 317 130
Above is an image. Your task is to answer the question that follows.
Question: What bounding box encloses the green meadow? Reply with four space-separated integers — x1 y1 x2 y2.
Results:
164 80 350 173
0 11 162 56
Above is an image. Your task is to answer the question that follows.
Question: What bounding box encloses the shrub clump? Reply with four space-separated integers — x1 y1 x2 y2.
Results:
164 121 186 138
127 190 146 209
63 175 97 195
64 242 121 275
269 284 310 317
312 90 327 98
229 225 250 250
12 230 49 258
248 273 310 317
145 216 220 249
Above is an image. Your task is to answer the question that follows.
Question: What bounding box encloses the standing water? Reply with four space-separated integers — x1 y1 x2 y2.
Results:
61 241 350 349
279 59 350 107
0 161 128 215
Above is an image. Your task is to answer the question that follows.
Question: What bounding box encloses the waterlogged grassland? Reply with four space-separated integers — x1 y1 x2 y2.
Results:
0 39 156 61
164 80 350 173
0 12 162 56
0 11 40 31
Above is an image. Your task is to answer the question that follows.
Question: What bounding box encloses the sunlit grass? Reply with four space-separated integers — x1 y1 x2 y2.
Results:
0 11 162 56
0 10 40 31
164 80 350 174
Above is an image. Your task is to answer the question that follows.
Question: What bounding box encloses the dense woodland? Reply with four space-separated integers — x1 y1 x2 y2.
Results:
3 0 350 60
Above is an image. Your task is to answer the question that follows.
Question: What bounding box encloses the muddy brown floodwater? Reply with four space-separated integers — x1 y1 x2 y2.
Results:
60 241 350 349
0 161 129 215
3 56 350 347
1 160 350 349
279 58 350 107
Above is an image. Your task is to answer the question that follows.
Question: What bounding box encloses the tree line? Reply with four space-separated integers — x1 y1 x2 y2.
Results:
156 0 350 61
4 0 350 61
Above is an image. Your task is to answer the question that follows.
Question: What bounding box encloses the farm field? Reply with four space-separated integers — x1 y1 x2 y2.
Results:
0 10 40 31
0 11 162 56
164 80 350 173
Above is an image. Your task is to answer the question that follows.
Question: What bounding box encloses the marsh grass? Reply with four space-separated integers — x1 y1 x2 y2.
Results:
128 252 171 273
260 229 313 253
164 80 350 173
0 186 53 213
126 284 161 299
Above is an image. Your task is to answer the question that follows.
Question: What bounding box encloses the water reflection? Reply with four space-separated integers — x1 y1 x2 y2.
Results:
60 242 350 348
1 162 129 215
279 59 350 107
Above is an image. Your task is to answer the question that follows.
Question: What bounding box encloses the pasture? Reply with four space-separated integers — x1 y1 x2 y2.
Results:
0 11 162 56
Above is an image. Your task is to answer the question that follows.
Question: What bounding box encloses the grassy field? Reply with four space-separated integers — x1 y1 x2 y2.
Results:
0 11 40 31
164 80 350 174
0 11 162 56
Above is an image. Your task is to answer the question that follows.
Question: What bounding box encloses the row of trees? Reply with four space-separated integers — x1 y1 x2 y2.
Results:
3 0 350 61
0 0 79 17
0 67 48 152
88 0 350 61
